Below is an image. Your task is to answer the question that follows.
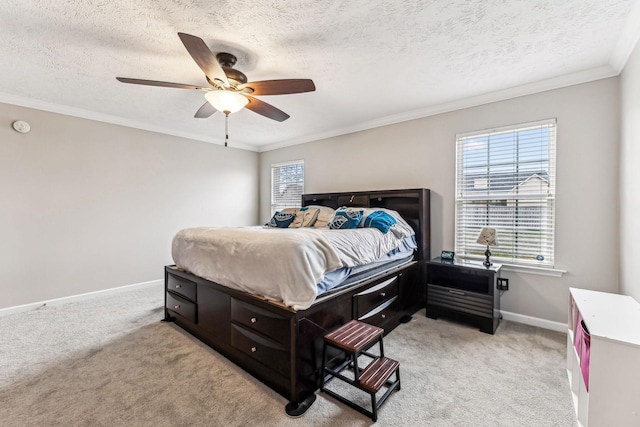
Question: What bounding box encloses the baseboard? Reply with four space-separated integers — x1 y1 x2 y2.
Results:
0 279 163 317
501 310 567 333
1 282 568 334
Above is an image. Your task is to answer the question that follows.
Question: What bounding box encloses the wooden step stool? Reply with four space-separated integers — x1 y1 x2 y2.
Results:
320 320 401 422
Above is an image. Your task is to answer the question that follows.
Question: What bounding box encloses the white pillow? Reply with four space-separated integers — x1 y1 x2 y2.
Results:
282 207 320 227
306 205 335 228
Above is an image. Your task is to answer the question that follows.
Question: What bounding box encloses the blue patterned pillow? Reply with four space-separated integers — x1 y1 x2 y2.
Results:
363 210 397 234
268 211 296 228
328 209 364 229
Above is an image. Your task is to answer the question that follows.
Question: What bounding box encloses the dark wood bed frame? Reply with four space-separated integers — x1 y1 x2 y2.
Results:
163 188 430 415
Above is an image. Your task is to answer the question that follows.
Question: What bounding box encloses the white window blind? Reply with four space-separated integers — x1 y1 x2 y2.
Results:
455 119 557 267
271 160 304 215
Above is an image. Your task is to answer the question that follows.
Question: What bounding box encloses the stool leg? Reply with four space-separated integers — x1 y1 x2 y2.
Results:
320 342 328 389
371 392 378 422
379 337 385 358
352 353 360 382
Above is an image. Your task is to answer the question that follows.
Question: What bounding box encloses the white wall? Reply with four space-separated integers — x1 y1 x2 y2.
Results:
620 39 640 302
0 103 259 309
260 78 620 324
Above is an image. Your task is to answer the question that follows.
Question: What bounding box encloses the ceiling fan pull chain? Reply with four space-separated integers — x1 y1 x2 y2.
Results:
224 112 229 147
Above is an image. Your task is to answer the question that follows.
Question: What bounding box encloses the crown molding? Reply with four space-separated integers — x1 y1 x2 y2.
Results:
610 0 640 72
258 65 618 152
0 62 620 155
0 93 258 152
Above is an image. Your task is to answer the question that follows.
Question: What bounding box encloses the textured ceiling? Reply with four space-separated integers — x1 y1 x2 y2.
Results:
1 0 639 151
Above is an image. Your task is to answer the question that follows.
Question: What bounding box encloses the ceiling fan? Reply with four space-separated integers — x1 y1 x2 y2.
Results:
116 33 315 144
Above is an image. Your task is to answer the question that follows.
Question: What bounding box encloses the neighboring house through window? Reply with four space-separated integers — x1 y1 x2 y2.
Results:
455 119 557 267
271 160 304 216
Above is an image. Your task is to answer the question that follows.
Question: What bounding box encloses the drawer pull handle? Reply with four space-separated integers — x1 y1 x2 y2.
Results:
174 305 180 309
251 317 257 323
449 290 465 296
380 292 386 297
251 346 257 353
176 284 181 288
381 314 386 319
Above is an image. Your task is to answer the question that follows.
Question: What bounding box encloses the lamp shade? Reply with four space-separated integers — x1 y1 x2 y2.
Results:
204 90 249 114
476 227 497 246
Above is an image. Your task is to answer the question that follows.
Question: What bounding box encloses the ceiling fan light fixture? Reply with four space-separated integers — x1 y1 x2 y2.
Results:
205 90 248 114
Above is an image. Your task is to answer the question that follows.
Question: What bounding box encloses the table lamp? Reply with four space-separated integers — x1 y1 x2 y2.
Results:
476 227 497 267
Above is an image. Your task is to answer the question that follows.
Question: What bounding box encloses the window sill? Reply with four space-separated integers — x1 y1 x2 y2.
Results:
500 263 566 277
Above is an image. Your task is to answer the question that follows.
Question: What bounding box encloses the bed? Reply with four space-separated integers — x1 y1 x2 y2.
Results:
163 188 431 415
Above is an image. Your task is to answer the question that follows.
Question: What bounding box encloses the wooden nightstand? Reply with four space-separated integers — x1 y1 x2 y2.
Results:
425 257 502 334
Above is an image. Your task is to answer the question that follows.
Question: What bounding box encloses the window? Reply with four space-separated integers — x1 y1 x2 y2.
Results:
271 160 304 215
455 119 556 267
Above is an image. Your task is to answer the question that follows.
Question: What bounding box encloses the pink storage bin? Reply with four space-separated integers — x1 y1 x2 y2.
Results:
580 319 591 391
574 312 583 355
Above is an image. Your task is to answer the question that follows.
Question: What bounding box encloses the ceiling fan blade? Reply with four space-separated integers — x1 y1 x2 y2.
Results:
194 101 217 118
116 77 207 90
239 79 315 96
177 32 229 87
244 96 290 122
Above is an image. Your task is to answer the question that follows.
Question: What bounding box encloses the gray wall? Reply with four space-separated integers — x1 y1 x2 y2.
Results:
0 103 259 309
620 39 640 302
1 74 626 321
259 78 620 324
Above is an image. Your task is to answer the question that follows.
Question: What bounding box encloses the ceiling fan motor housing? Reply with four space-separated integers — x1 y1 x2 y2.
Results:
216 52 247 86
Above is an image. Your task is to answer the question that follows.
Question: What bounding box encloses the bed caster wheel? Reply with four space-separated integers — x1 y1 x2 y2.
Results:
285 392 316 417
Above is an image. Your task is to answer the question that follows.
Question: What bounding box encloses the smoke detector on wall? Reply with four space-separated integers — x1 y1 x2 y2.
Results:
12 120 31 133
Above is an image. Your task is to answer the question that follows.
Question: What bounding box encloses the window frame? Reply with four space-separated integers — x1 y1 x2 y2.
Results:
454 118 557 270
270 160 305 216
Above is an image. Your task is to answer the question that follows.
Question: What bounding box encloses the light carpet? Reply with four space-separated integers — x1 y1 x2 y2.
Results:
0 284 577 426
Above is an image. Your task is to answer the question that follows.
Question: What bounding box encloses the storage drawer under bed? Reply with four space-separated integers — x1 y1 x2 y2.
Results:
167 273 197 302
353 276 399 319
230 298 291 346
230 324 290 377
357 296 398 328
166 291 197 323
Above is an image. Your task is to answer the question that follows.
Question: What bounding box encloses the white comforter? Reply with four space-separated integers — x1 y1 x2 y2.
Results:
171 222 414 310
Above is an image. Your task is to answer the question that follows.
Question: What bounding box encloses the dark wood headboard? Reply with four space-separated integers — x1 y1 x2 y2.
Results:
302 188 431 261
